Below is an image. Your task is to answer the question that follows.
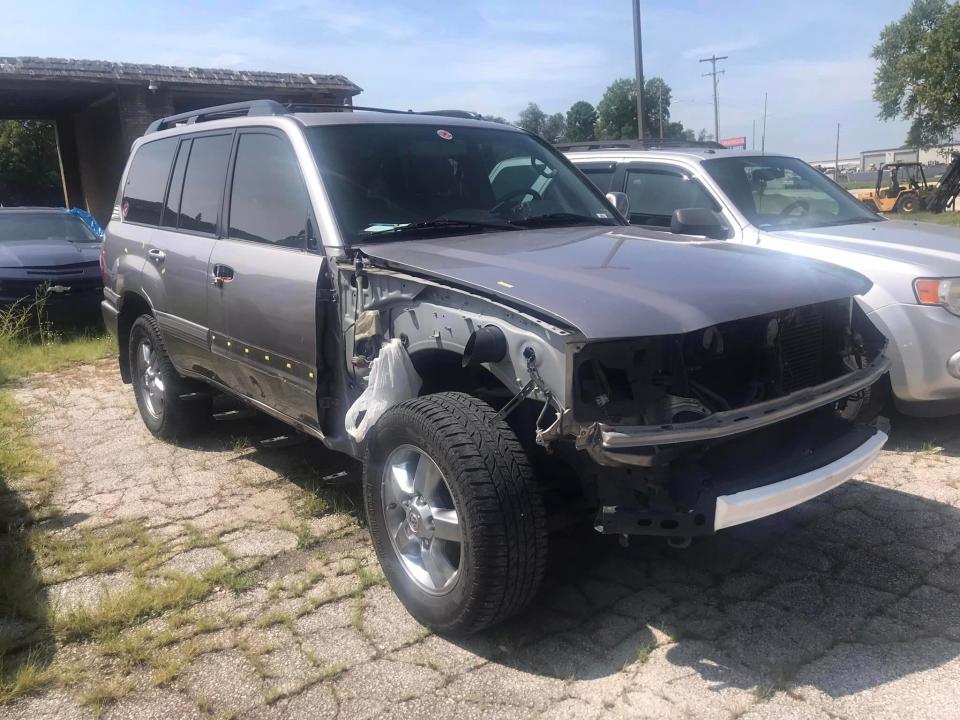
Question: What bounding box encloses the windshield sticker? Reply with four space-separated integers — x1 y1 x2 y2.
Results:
362 223 409 233
436 129 454 141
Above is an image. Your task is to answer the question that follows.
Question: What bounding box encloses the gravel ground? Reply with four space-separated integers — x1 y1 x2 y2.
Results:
4 358 960 720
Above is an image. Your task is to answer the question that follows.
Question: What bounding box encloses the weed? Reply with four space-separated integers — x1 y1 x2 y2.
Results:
0 653 56 704
255 609 295 632
637 642 654 665
351 595 365 632
51 573 213 643
79 676 133 716
317 662 346 681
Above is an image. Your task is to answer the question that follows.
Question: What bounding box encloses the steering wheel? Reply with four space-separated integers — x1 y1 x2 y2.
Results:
491 187 542 215
779 199 810 217
531 156 557 178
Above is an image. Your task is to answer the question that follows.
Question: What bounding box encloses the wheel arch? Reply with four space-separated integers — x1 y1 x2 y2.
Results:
117 291 154 383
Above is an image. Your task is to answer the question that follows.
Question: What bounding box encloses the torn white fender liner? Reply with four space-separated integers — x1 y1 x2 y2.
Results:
713 429 888 530
345 339 422 443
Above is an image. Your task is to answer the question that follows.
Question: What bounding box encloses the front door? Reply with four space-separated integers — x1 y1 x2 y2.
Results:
206 128 325 429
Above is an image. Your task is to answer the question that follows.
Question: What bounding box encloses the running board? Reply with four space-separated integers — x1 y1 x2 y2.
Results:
212 409 257 422
258 434 305 449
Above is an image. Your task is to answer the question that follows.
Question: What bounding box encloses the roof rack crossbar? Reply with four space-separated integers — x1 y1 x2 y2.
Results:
145 99 289 134
554 139 726 152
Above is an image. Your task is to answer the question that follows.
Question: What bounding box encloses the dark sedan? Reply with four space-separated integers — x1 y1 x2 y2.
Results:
0 208 103 321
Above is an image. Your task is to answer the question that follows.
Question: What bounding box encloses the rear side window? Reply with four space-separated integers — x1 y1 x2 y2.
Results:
161 139 191 229
122 138 177 225
579 164 616 193
625 167 718 227
177 133 232 235
228 133 312 248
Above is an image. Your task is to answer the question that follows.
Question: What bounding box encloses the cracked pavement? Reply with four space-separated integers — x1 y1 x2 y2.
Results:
5 358 960 719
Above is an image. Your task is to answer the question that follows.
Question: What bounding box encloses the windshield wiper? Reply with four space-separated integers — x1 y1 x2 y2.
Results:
509 212 614 228
359 217 519 239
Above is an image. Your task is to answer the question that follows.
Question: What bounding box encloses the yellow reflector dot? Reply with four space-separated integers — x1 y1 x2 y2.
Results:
226 341 232 347
264 355 270 361
286 362 292 369
309 372 315 379
244 348 249 354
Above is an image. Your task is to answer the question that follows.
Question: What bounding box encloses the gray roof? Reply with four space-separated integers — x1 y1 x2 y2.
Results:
0 56 361 95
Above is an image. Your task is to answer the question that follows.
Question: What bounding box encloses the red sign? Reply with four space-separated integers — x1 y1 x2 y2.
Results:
719 136 747 149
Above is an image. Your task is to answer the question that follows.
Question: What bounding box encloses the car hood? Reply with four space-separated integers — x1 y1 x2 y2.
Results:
357 226 871 339
0 239 101 269
770 220 960 274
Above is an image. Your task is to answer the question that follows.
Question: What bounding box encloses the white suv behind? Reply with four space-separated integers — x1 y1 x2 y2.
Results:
564 143 960 417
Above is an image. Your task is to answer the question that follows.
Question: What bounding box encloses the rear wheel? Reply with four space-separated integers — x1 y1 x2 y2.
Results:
896 193 918 214
363 392 547 634
129 315 210 441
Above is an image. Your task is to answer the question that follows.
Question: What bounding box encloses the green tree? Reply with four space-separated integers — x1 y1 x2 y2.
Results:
516 103 547 135
596 77 688 140
596 78 639 139
873 0 960 146
565 101 598 142
0 120 62 207
541 112 566 143
645 77 673 139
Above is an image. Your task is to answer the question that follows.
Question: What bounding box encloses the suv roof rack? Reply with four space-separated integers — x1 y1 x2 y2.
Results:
145 99 288 134
554 139 726 152
145 99 486 135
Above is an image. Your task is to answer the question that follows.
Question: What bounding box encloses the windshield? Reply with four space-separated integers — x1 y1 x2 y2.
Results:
702 156 879 231
0 213 99 243
306 123 618 243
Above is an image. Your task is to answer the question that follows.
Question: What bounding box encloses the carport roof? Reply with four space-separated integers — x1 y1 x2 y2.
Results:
0 56 362 94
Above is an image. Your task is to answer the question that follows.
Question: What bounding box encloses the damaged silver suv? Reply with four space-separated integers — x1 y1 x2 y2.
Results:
101 100 890 633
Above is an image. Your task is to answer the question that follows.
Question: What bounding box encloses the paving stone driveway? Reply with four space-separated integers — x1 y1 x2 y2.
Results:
6 358 960 719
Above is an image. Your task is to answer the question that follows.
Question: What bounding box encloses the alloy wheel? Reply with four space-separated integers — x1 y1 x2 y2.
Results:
381 444 463 594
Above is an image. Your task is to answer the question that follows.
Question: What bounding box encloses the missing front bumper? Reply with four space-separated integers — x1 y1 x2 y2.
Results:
593 425 887 537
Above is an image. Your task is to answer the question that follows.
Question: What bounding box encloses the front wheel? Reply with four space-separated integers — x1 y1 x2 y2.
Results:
363 392 547 634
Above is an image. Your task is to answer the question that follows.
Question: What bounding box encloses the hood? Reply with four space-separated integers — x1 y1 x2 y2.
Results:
357 226 870 339
770 220 960 275
0 239 101 269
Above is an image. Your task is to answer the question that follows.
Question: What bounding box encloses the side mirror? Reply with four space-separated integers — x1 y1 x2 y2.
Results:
605 192 630 220
670 208 729 240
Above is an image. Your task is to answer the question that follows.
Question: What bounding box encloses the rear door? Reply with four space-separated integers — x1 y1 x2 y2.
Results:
206 128 325 429
140 130 234 375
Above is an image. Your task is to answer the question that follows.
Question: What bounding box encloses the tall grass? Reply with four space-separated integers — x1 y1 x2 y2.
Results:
0 290 112 385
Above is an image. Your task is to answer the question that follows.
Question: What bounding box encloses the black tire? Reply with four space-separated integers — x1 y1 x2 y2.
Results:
363 392 547 634
839 373 891 423
896 193 918 214
128 315 210 441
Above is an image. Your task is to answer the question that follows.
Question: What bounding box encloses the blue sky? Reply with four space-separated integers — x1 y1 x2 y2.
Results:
1 0 913 158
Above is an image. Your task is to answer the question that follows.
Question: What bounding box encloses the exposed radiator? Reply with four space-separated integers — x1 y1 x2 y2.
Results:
779 305 825 392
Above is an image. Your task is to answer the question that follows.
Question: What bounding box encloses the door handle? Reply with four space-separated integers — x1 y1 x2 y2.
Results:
148 248 166 262
211 264 235 288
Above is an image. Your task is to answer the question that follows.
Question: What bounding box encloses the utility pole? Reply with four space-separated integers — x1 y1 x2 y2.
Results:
699 54 727 142
658 82 663 141
761 92 768 154
632 0 645 139
835 123 840 180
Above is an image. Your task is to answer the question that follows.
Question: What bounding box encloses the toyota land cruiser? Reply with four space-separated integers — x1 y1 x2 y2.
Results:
101 100 889 633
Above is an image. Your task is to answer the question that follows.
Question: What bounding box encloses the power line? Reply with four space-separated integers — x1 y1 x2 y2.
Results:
699 54 727 142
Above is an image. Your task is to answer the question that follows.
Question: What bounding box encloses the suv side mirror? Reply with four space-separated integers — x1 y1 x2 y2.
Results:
605 192 630 220
670 208 729 240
